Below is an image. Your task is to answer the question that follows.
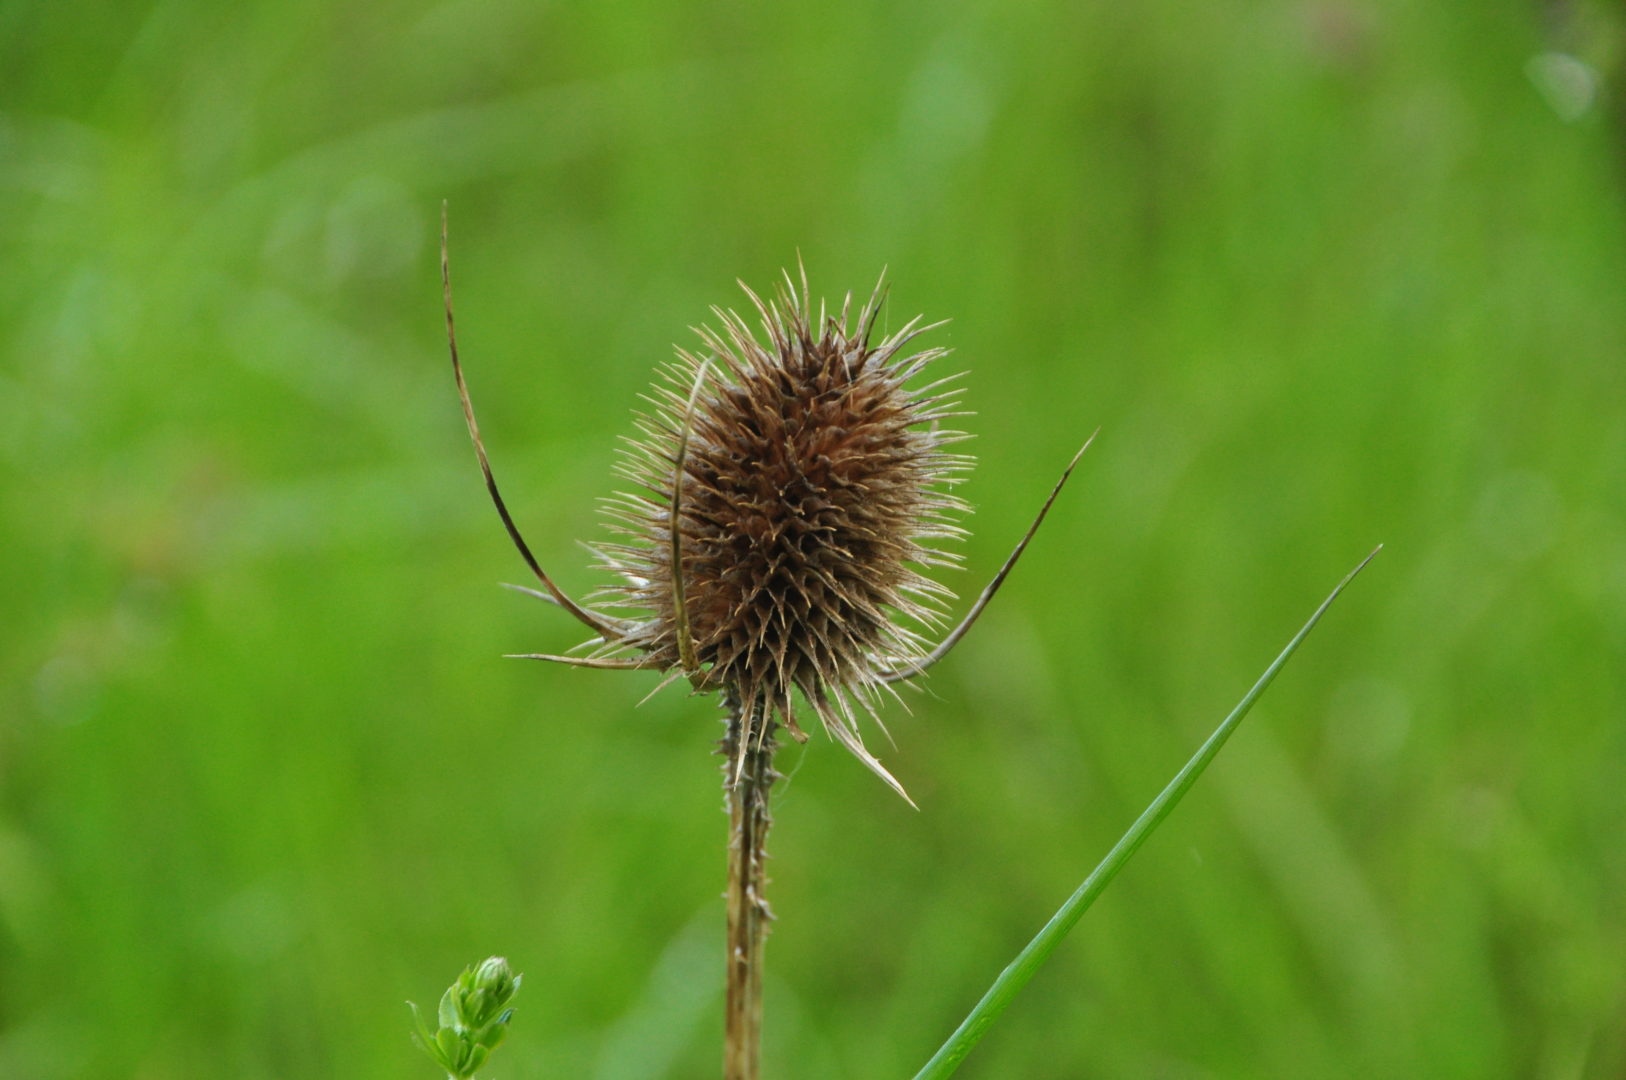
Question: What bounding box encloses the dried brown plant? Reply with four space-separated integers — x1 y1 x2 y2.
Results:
440 208 1089 1080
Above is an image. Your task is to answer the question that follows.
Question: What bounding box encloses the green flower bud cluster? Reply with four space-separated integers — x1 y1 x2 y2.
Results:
410 956 522 1079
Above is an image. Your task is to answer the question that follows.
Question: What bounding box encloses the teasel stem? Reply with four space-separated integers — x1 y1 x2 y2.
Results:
720 688 779 1080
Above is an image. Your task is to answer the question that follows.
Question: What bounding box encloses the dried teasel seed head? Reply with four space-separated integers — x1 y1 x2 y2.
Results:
444 209 1087 800
593 269 973 787
444 210 1089 798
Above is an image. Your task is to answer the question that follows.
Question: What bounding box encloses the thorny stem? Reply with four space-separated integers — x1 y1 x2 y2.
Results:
721 690 779 1080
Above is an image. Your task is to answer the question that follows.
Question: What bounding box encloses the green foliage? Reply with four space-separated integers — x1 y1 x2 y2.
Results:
916 550 1378 1077
4 1 1625 1077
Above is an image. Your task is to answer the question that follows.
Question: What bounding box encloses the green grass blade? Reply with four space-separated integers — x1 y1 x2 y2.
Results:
913 545 1382 1080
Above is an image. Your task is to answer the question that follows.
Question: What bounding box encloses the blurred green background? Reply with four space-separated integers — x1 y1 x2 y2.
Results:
4 1 1625 1076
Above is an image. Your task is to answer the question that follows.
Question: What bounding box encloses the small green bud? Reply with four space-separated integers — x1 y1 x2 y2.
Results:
410 956 522 1079
474 957 517 1006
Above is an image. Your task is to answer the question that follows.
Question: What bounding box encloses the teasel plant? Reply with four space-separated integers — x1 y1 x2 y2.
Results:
440 208 1091 1079
438 208 1379 1078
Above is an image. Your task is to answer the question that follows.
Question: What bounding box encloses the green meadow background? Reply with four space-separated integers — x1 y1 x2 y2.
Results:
4 1 1624 1076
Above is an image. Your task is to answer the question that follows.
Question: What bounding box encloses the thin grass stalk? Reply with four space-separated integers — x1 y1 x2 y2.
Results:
721 692 779 1080
913 545 1381 1079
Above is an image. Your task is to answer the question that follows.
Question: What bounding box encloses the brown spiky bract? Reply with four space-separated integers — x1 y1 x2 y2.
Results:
594 272 971 788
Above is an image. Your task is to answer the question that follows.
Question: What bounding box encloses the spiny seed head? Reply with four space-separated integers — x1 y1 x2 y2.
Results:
593 270 972 759
446 209 1079 800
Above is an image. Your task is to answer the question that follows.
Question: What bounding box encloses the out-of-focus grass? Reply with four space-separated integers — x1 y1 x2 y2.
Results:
2 2 1623 1077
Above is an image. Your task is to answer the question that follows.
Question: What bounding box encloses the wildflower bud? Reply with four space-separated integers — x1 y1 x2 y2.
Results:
472 956 518 1013
410 957 522 1079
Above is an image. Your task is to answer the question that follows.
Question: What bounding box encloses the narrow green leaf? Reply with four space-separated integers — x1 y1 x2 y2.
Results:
476 1011 513 1050
407 1001 442 1063
436 1026 461 1068
913 546 1381 1080
438 983 460 1030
